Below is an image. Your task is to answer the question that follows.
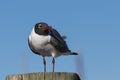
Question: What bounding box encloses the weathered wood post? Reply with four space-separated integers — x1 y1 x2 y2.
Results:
6 72 80 80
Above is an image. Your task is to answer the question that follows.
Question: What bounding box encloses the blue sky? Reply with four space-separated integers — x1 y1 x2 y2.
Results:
0 0 120 80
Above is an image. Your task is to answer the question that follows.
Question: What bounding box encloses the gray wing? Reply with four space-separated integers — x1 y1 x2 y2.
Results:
49 29 71 53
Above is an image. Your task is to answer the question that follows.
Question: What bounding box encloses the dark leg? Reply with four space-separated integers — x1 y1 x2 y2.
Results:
52 57 55 72
52 57 55 80
43 57 46 72
43 57 46 80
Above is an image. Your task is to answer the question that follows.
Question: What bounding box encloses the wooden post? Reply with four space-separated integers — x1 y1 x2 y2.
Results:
6 72 80 80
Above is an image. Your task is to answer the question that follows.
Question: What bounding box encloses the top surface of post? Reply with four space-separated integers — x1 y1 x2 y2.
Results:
6 72 81 80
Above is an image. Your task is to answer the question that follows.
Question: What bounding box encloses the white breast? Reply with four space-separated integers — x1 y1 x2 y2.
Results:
29 28 62 57
29 28 51 50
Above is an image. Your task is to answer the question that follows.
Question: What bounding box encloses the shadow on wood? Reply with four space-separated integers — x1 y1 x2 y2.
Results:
6 72 80 80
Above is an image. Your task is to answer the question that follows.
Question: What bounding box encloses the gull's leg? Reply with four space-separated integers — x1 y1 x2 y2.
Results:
43 57 46 80
43 57 46 72
52 57 55 72
52 57 55 80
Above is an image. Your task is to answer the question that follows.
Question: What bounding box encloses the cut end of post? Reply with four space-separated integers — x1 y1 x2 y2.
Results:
6 72 81 80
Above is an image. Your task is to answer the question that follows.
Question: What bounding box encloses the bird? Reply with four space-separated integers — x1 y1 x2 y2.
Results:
28 22 78 74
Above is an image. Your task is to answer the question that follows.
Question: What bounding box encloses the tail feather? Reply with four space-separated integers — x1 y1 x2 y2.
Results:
63 52 78 55
70 52 78 55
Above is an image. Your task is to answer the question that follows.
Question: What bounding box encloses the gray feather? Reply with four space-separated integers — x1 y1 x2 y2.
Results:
50 29 71 53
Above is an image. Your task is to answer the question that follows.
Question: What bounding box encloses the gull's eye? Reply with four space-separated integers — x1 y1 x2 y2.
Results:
38 24 42 28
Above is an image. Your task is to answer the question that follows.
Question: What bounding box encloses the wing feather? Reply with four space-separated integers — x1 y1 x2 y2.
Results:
49 29 71 53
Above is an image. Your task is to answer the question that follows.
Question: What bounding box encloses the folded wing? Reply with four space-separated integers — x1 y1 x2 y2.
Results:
49 29 71 53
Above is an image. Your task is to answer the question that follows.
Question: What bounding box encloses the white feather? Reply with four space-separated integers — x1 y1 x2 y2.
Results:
29 28 51 49
29 28 60 57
